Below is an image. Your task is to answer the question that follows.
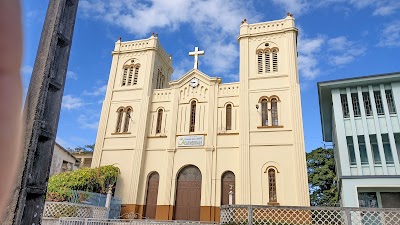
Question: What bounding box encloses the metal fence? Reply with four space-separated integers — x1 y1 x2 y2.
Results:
69 190 122 219
58 218 219 225
44 202 108 219
220 205 400 225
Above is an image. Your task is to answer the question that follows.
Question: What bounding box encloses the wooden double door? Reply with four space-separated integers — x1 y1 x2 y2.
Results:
144 172 159 219
174 165 202 221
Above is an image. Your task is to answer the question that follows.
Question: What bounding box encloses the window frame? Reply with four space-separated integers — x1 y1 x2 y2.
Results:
123 107 132 133
189 100 197 132
268 168 277 203
156 109 163 134
226 104 232 130
115 108 124 133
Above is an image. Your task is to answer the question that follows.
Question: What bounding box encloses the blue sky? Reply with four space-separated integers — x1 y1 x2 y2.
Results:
22 0 400 151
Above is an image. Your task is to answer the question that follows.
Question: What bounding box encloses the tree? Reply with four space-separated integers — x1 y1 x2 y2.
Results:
306 147 338 206
67 143 95 153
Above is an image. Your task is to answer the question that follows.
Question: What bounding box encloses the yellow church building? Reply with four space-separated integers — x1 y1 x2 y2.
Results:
92 14 309 221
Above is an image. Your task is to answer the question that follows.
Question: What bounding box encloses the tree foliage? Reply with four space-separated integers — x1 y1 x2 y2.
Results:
67 143 95 153
46 165 119 202
307 147 338 206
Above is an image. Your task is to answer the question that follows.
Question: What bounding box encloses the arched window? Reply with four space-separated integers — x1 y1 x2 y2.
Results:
156 70 165 89
115 108 124 133
133 67 139 85
257 51 263 74
265 49 271 73
221 171 235 205
261 99 268 126
190 101 196 132
156 109 163 134
226 104 232 130
122 61 140 86
271 98 278 126
123 108 132 132
268 168 277 203
272 49 278 72
122 68 128 86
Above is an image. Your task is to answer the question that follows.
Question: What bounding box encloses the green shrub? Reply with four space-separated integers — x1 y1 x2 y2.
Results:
46 165 120 202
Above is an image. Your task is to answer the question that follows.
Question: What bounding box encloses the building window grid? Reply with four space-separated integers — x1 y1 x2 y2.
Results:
189 101 196 132
261 99 268 126
156 109 163 134
370 141 382 165
257 52 263 74
374 91 385 115
382 134 394 164
351 93 361 117
363 92 372 116
341 94 350 118
385 90 396 114
347 137 356 165
268 169 277 203
226 104 232 130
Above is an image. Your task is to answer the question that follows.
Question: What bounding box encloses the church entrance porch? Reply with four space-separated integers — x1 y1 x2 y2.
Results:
174 165 202 221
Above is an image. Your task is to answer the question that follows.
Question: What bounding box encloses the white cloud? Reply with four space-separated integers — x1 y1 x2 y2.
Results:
298 35 325 79
79 0 259 75
327 36 366 66
62 95 85 110
66 71 78 80
377 21 400 47
77 114 99 129
83 84 107 96
281 0 399 17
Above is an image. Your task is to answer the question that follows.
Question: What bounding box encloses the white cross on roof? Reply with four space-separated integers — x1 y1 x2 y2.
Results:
189 47 205 70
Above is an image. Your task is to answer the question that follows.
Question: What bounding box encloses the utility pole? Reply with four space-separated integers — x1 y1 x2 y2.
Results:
3 0 79 224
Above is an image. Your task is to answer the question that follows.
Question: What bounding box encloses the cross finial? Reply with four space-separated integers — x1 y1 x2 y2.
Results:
189 47 205 70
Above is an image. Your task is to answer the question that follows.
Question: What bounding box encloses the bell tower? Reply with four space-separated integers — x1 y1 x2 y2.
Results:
238 14 309 205
92 33 173 205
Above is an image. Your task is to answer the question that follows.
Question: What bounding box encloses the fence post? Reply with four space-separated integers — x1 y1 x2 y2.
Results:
248 205 253 225
105 187 113 218
84 218 89 225
344 208 352 225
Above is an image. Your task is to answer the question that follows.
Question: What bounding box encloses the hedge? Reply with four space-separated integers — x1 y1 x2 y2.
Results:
46 165 120 202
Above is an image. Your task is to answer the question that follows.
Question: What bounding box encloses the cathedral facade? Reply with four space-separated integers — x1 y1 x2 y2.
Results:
92 15 309 221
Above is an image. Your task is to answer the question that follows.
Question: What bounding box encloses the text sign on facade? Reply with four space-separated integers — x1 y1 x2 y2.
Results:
177 135 204 147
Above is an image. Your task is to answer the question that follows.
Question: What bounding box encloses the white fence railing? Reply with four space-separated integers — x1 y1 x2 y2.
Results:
220 205 400 225
58 218 219 225
44 202 108 219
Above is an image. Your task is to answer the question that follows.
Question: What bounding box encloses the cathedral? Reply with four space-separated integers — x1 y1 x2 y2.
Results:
92 14 309 221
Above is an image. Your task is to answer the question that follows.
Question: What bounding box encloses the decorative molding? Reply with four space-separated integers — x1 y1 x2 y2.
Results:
257 125 284 129
217 132 239 135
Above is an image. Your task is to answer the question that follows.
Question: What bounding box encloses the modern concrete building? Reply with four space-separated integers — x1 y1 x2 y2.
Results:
92 14 309 221
318 72 400 208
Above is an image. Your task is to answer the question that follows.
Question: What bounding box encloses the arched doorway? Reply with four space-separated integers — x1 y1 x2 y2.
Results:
174 165 202 221
221 171 235 205
144 172 159 219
